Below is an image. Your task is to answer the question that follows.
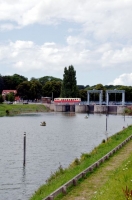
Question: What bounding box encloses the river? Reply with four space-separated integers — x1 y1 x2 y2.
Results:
0 112 131 200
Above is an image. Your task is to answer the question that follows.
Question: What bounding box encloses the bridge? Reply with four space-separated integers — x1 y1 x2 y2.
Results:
87 89 125 106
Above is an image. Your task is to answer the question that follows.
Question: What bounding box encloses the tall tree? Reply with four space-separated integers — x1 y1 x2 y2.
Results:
60 65 79 97
42 80 62 99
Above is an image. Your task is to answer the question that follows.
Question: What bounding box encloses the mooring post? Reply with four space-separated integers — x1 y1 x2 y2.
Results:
23 132 26 166
106 113 107 131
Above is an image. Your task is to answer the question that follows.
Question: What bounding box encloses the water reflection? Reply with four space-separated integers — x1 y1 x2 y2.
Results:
0 113 131 200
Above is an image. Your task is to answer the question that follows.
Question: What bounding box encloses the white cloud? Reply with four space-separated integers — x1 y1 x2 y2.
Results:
0 0 132 85
108 73 132 86
0 37 132 76
0 0 132 41
101 46 132 69
0 23 16 31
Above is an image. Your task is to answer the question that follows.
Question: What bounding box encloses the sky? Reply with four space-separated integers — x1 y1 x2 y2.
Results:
0 0 132 86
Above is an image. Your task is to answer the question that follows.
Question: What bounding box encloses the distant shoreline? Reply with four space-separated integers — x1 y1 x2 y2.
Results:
0 103 50 117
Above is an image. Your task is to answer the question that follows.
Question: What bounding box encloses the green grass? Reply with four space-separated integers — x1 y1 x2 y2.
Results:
91 154 132 200
30 126 132 200
125 107 132 115
0 103 50 116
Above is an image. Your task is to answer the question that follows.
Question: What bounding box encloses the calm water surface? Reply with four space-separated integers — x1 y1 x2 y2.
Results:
0 112 131 200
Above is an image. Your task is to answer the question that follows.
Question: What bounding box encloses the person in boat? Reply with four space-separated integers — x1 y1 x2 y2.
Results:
40 121 46 126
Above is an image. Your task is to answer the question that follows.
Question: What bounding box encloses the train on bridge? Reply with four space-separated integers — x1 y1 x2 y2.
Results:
54 98 81 104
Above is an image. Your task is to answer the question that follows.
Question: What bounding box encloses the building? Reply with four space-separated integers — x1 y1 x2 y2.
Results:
2 90 20 101
41 97 51 103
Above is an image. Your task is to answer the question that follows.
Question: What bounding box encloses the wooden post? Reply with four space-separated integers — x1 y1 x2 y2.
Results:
106 114 107 131
23 132 26 166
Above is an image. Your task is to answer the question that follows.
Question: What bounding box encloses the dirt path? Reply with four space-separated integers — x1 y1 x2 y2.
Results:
60 140 132 200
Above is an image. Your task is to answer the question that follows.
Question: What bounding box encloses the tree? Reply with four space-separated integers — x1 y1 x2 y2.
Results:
60 65 79 97
6 92 15 102
118 86 132 102
17 80 42 101
29 80 42 100
42 80 62 99
0 75 4 94
79 89 87 101
95 83 105 101
12 74 28 89
38 76 62 86
2 74 27 90
17 81 31 100
0 94 4 103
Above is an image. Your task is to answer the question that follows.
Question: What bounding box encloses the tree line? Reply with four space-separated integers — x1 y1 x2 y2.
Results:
0 65 132 103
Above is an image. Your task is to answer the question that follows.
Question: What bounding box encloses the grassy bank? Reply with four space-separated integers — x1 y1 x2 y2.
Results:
91 152 132 200
30 125 132 200
0 103 50 116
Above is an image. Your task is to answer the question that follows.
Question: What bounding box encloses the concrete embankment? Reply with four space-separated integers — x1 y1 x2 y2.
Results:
44 103 126 114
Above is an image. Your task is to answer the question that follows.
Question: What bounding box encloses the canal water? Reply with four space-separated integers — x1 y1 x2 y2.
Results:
0 112 131 200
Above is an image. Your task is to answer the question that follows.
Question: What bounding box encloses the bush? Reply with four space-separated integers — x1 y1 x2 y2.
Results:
6 110 9 115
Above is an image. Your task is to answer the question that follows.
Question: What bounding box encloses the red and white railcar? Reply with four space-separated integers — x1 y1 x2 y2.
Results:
54 98 81 104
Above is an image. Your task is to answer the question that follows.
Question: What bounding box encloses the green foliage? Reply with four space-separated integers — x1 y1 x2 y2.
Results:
95 83 104 90
29 80 42 100
0 94 4 103
80 153 91 161
6 92 15 102
17 81 31 100
69 158 80 168
0 104 49 116
60 65 79 98
1 73 132 102
46 164 65 183
124 107 132 115
38 76 62 86
3 74 27 90
79 89 87 101
0 74 4 94
42 80 62 98
77 85 85 90
17 80 42 100
6 109 9 115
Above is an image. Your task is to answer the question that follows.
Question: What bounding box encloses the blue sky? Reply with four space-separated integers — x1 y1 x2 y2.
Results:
0 0 132 86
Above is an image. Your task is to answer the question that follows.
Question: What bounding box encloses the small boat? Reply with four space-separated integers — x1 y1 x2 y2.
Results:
85 115 88 119
40 121 46 126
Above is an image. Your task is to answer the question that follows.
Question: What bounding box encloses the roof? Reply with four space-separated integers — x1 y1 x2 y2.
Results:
2 90 17 94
